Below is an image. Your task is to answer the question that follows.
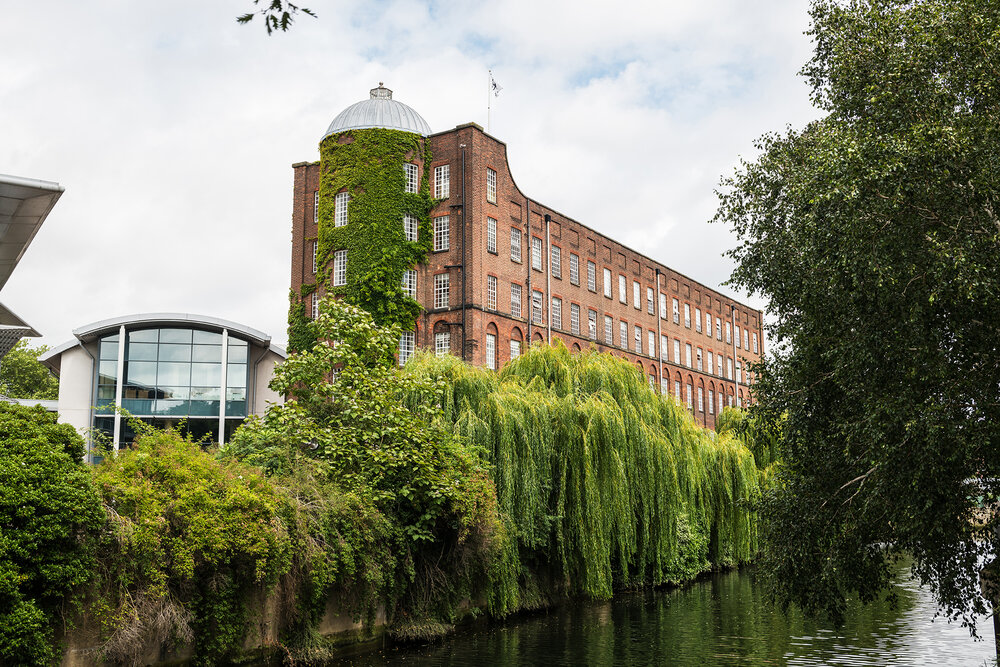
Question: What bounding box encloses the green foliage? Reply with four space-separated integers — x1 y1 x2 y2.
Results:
403 341 764 617
287 289 317 354
0 339 59 400
714 0 1000 633
236 0 316 34
0 404 103 664
92 431 293 664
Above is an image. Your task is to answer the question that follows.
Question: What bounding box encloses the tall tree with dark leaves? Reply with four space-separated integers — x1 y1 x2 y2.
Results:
715 0 1000 637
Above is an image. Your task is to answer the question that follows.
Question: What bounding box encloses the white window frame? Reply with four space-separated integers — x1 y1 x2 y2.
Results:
434 164 450 199
510 338 521 360
487 217 497 253
685 343 692 368
686 384 693 410
696 308 702 333
403 214 418 242
647 287 654 315
753 332 759 354
569 254 580 285
434 216 450 251
333 249 347 286
660 334 668 360
510 283 522 318
335 191 349 228
435 331 451 357
532 237 543 271
648 330 655 357
434 273 450 309
570 303 580 335
618 275 627 304
709 390 715 415
603 268 612 298
532 290 543 325
551 246 561 278
509 227 520 261
486 333 497 370
399 331 415 366
697 387 704 412
634 325 642 354
696 347 703 371
311 240 318 274
313 190 319 224
552 297 562 330
672 298 680 324
706 312 712 335
717 355 723 377
736 325 742 349
716 317 722 340
487 275 497 310
604 315 613 345
684 303 691 328
674 339 681 364
404 163 419 193
311 291 319 319
619 321 628 349
659 293 667 319
633 281 641 309
726 322 732 344
402 269 417 299
588 309 597 340
486 168 497 203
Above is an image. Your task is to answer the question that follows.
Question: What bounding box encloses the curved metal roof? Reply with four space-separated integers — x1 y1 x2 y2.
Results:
71 313 272 347
323 84 432 139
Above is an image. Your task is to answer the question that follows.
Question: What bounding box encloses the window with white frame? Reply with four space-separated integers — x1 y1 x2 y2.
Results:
532 237 543 271
487 217 497 253
717 354 723 377
532 290 543 325
646 287 654 315
729 394 734 408
674 339 681 363
434 273 450 308
403 214 418 242
708 390 715 414
552 297 562 329
588 309 597 340
705 312 712 336
753 332 759 354
672 298 680 323
633 280 641 309
402 269 417 298
551 246 561 278
727 357 733 380
399 331 415 366
486 333 496 370
511 283 522 318
736 325 742 349
311 291 319 319
618 275 627 303
333 250 347 286
311 240 318 274
697 387 704 412
335 191 349 227
707 351 713 375
659 293 667 319
570 303 580 335
684 303 691 328
404 163 419 193
569 254 580 285
737 393 743 408
660 376 669 395
736 362 742 385
603 268 612 298
587 261 597 291
486 168 497 203
685 343 692 368
434 216 449 251
634 325 642 354
509 227 520 261
726 322 732 344
648 330 655 357
675 380 681 402
660 334 668 360
619 321 628 349
649 373 656 390
720 393 725 413
487 275 497 310
434 164 450 199
435 331 450 357
716 317 722 340
744 328 750 350
696 308 702 333
604 315 613 345
696 347 703 371
686 384 693 410
313 191 319 223
510 338 521 360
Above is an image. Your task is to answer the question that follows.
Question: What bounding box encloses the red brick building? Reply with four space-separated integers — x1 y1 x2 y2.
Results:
290 86 762 428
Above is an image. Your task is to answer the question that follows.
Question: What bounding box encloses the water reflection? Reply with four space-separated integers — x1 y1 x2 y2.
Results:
325 561 994 666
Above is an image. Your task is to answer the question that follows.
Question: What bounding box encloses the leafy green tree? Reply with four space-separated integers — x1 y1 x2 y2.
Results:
0 404 103 664
714 0 1000 634
0 339 59 400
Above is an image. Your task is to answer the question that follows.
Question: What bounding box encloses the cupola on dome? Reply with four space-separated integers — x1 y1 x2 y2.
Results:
323 84 432 139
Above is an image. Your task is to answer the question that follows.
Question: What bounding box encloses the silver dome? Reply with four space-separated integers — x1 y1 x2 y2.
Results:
323 84 432 139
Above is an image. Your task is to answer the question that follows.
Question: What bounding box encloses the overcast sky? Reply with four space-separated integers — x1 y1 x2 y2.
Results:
1 0 819 349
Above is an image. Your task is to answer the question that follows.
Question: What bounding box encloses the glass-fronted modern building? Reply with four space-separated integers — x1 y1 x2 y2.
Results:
41 313 286 462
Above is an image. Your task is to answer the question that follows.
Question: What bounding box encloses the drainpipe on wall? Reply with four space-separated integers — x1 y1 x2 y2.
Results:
545 214 552 343
525 199 531 344
460 142 467 361
655 269 663 395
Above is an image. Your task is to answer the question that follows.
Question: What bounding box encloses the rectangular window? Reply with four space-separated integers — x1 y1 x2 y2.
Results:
509 227 520 261
717 354 723 377
685 343 692 368
736 325 742 349
402 269 417 298
660 334 668 360
744 329 750 350
434 216 450 251
435 332 451 357
618 275 627 303
697 387 704 412
486 333 496 370
587 261 597 292
570 303 581 335
532 290 543 325
588 309 597 340
313 190 319 223
551 246 561 278
487 217 497 253
727 357 733 380
661 376 669 395
686 384 693 410
675 380 681 402
604 315 613 345
649 374 656 391
487 275 497 310
684 303 691 328
708 390 715 415
648 330 655 357
716 317 722 340
510 338 521 360
404 163 419 193
335 191 350 227
696 347 703 371
434 164 450 199
619 321 628 349
603 268 612 298
720 392 726 413
403 214 418 242
659 293 667 319
634 325 642 354
707 351 714 375
736 362 743 385
333 249 347 286
726 322 732 344
486 168 497 203
633 280 641 309
647 287 654 315
311 292 319 319
532 237 543 271
706 312 712 336
399 331 415 366
511 283 522 318
753 332 759 354
434 273 450 309
674 339 681 363
311 240 318 274
696 308 703 333
737 393 742 408
552 297 562 330
672 298 680 324
569 254 580 285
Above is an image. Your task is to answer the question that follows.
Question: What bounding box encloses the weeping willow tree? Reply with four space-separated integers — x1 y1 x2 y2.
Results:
403 341 764 617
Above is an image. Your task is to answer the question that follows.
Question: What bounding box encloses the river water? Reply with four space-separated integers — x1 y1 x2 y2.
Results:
327 563 995 666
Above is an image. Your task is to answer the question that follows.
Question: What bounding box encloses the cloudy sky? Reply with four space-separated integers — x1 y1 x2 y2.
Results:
2 0 819 348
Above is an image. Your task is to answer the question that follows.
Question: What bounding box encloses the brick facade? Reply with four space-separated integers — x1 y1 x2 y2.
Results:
291 123 763 429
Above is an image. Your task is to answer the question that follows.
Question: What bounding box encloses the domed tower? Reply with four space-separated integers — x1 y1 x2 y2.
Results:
290 85 436 353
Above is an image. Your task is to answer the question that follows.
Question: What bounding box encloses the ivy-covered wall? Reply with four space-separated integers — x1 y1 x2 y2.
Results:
290 128 436 352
